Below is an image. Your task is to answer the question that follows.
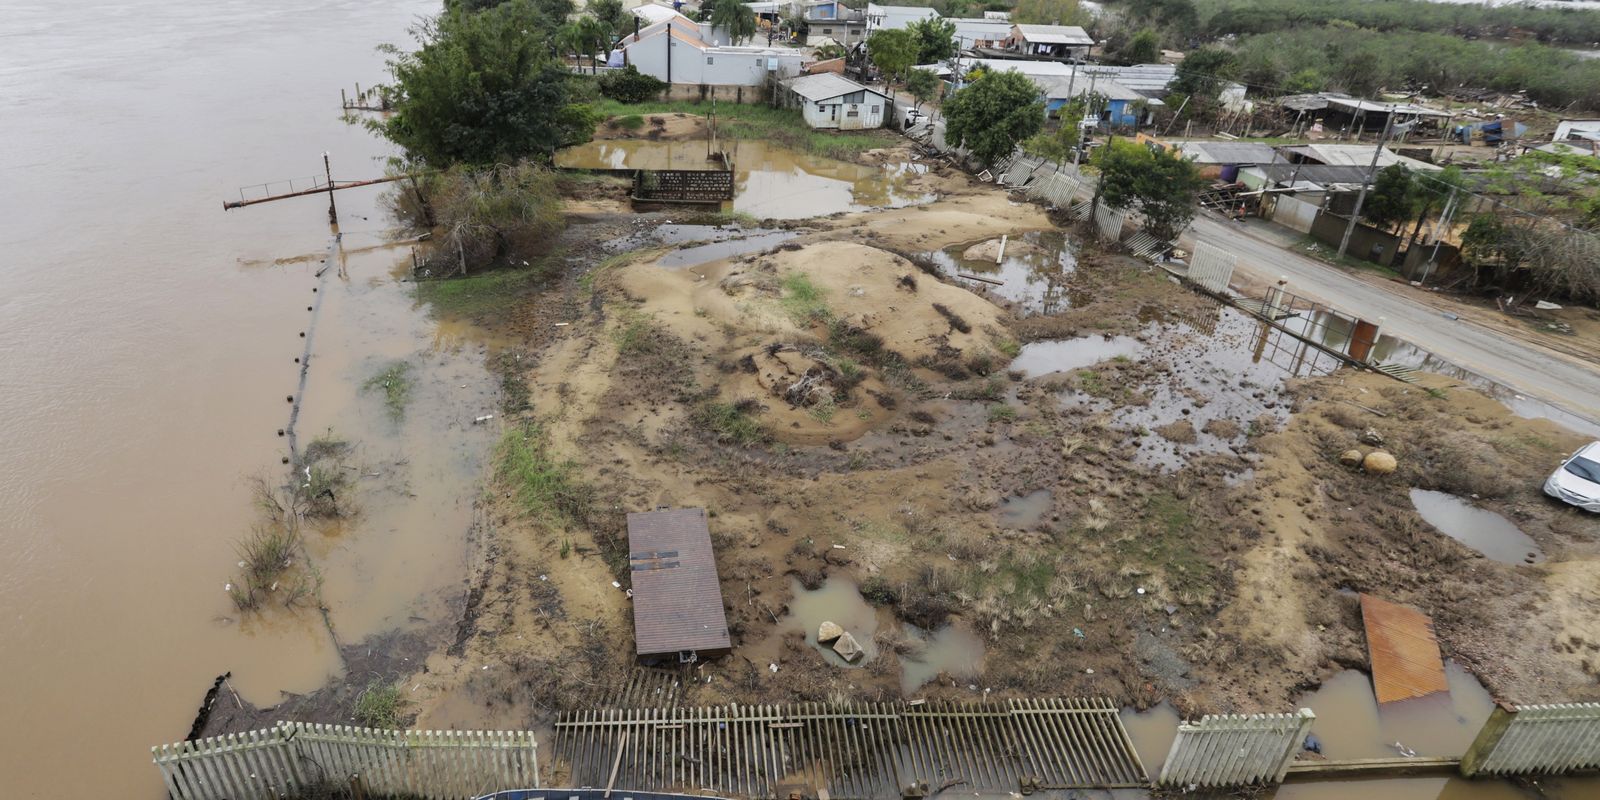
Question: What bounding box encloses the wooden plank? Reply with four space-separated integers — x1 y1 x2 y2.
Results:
1360 594 1449 704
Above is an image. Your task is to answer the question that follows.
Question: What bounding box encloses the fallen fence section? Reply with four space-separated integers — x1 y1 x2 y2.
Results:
1093 204 1126 242
1186 242 1237 295
1461 702 1600 778
553 698 1147 799
152 722 539 800
1158 709 1314 788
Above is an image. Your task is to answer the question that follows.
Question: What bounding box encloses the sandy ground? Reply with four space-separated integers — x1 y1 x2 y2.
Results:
203 140 1600 776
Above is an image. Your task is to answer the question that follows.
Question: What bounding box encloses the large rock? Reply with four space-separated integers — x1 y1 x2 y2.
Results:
1339 449 1364 468
817 620 844 644
1360 427 1386 446
1363 451 1398 474
832 631 865 663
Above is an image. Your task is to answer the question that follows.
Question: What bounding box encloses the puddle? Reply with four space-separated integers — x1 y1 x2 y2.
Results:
899 622 985 694
1011 335 1141 378
921 230 1082 315
780 576 880 667
1119 702 1180 780
554 139 934 219
1408 489 1543 564
656 231 799 268
1295 663 1494 761
996 489 1053 529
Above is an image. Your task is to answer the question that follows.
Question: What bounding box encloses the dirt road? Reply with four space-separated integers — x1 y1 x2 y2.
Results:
1183 213 1600 424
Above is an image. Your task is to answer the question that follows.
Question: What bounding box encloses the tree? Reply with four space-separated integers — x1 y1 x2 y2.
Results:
906 17 958 65
1170 45 1237 98
1126 0 1197 31
906 68 941 112
1092 138 1206 240
1361 164 1420 232
395 161 565 273
597 65 666 103
588 0 630 37
559 15 613 73
1011 0 1088 26
375 2 597 166
867 29 919 82
943 69 1045 168
1116 29 1161 66
711 0 758 45
1021 98 1086 163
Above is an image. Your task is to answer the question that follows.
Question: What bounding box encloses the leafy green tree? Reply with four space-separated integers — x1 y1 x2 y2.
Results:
597 65 666 103
1091 138 1206 240
1170 45 1237 98
906 17 958 65
1021 98 1086 163
559 15 613 72
375 2 596 166
1116 29 1161 66
1126 0 1197 31
867 29 919 82
449 0 574 24
587 0 630 37
1361 165 1419 232
906 68 941 112
1011 0 1088 26
392 161 565 273
943 69 1045 168
711 0 758 45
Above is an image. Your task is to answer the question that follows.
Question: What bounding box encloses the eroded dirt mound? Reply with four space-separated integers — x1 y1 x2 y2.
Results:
593 112 707 141
720 343 894 444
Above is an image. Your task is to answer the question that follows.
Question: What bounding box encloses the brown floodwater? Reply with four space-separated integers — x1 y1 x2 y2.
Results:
553 139 934 219
0 1 474 797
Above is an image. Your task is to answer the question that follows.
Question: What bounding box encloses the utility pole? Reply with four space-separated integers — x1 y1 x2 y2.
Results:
323 152 338 226
1337 107 1395 259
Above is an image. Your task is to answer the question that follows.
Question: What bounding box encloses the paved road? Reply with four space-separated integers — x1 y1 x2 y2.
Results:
887 103 1600 427
1182 213 1600 426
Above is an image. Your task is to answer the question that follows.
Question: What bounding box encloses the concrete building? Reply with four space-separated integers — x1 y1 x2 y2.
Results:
1006 24 1094 61
1037 74 1158 127
804 0 868 47
866 3 940 32
782 72 891 129
617 18 806 89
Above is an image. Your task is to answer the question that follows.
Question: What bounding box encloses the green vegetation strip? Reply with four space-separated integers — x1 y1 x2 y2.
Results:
590 98 892 161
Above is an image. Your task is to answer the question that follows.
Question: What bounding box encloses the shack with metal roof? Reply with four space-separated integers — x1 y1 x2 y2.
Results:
781 73 891 130
627 507 732 663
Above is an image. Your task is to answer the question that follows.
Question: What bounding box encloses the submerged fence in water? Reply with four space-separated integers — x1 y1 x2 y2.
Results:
1461 702 1600 777
152 722 538 800
1158 710 1315 788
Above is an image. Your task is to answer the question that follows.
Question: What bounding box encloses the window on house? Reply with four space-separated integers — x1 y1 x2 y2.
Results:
706 57 714 64
843 90 864 103
756 58 764 66
847 108 859 117
821 27 832 34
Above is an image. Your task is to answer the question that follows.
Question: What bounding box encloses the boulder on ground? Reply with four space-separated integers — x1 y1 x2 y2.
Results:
1360 427 1385 446
1363 451 1398 474
832 631 864 663
817 620 844 644
1339 449 1364 467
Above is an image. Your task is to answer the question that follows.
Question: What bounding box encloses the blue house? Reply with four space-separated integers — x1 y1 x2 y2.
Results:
1038 74 1157 128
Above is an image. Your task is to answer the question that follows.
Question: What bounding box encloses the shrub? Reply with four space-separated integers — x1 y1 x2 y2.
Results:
354 681 403 728
598 65 666 103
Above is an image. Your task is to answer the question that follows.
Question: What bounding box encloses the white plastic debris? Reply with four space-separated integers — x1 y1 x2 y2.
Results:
1536 300 1563 310
1085 668 1095 675
769 663 779 673
1136 587 1146 595
474 414 494 424
612 581 622 588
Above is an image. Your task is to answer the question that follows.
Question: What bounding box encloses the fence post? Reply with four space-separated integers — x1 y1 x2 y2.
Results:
1461 703 1518 777
1276 709 1316 783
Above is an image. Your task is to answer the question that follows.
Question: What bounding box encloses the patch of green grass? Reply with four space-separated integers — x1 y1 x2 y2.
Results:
693 401 770 446
1115 492 1214 595
354 681 403 728
1295 237 1402 280
988 404 1018 423
995 339 1021 358
809 397 838 423
1076 369 1108 397
495 422 595 526
491 351 532 414
302 430 349 463
781 272 831 325
415 264 547 318
616 114 645 130
1111 354 1132 363
613 310 660 355
363 361 413 421
591 99 894 160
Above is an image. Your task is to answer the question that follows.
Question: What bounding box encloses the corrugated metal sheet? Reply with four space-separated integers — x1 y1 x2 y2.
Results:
627 508 731 658
1360 594 1449 704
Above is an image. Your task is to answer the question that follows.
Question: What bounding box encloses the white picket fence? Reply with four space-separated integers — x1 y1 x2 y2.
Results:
1461 703 1600 777
152 722 539 800
1158 709 1314 788
1186 241 1238 294
1093 204 1127 242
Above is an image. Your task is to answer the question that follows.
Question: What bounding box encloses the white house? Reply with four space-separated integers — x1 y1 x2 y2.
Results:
866 4 940 32
948 18 1013 50
618 19 806 87
783 73 891 129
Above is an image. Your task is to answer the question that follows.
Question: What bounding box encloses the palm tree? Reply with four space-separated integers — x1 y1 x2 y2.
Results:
560 16 613 74
710 0 757 46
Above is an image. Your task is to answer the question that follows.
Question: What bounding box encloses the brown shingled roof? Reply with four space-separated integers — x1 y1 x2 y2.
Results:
627 508 732 659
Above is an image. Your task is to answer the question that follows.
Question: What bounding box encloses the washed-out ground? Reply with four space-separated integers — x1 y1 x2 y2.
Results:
206 128 1600 785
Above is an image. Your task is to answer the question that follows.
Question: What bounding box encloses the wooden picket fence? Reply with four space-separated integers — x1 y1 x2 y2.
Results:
1461 702 1600 777
152 722 538 800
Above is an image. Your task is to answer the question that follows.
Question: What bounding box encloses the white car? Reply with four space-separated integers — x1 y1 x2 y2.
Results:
1544 441 1600 512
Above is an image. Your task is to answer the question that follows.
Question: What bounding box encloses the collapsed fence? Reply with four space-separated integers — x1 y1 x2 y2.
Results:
1158 710 1315 788
551 698 1147 798
151 722 538 800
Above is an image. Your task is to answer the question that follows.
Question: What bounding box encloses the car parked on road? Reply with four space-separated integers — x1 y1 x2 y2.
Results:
1545 441 1600 512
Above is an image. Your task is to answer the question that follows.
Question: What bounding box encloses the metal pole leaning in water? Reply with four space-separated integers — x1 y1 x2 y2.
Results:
323 152 338 225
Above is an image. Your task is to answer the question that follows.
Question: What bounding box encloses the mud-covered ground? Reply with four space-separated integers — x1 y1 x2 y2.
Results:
204 137 1600 765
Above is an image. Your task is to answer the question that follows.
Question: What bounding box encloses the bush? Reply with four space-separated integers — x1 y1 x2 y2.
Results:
354 681 403 728
401 161 564 274
598 65 666 103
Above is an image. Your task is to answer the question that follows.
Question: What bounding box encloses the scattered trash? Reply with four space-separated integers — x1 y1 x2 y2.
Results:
1304 733 1323 754
1392 741 1417 758
473 414 494 424
1085 668 1094 674
1136 587 1146 595
768 663 779 673
1442 312 1459 321
831 544 846 550
1536 300 1562 310
1359 427 1385 446
611 580 622 588
554 322 570 327
539 574 548 581
1072 628 1085 639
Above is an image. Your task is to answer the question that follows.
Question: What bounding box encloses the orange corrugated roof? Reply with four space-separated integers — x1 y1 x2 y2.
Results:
1360 594 1449 704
